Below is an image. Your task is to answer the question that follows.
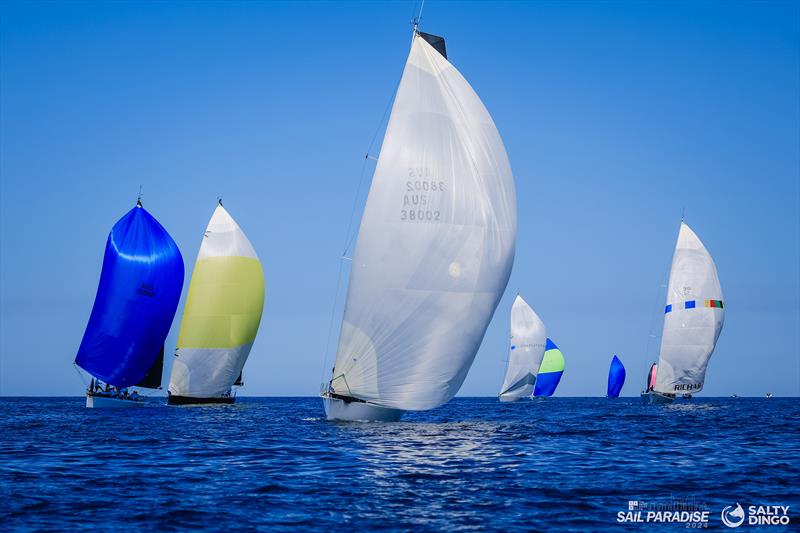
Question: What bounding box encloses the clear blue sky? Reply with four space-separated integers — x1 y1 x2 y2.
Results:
1 1 798 397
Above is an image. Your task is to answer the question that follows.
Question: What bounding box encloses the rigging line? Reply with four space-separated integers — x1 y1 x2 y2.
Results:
340 157 371 256
410 0 425 30
643 246 672 367
320 23 411 385
320 252 347 385
409 0 420 27
410 0 425 45
645 216 683 373
645 216 685 364
73 363 88 388
340 62 405 256
321 81 400 383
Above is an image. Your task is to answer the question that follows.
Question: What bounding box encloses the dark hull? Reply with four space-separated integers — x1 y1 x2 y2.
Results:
640 391 675 404
167 395 235 405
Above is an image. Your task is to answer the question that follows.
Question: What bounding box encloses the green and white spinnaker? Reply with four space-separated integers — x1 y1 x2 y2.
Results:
168 202 265 404
533 339 565 397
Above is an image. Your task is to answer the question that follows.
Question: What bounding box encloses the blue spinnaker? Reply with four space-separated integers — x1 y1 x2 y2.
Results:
75 204 184 387
533 372 561 397
533 338 565 397
607 355 626 398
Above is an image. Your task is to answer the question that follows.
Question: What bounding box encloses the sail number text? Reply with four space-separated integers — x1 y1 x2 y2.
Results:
401 168 446 222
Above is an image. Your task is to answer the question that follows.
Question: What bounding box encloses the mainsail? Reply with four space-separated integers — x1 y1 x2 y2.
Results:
169 204 265 399
329 32 517 411
607 355 625 398
75 203 184 388
654 223 724 395
533 339 565 397
499 296 546 401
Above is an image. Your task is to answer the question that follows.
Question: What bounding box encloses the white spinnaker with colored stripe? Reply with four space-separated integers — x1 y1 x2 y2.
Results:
168 205 265 398
329 33 517 411
654 222 724 395
499 296 546 401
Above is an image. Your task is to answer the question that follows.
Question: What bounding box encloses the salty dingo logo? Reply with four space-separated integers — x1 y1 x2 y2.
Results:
721 503 745 528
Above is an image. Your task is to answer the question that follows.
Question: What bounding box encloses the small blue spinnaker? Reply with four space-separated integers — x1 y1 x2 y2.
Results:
607 355 626 398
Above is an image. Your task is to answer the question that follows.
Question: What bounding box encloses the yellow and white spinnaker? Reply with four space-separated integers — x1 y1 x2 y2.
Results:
168 203 264 403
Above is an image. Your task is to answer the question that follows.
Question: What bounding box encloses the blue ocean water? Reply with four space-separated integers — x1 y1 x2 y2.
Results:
1 397 798 531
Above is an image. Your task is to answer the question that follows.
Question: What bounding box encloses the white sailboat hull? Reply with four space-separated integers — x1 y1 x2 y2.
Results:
322 394 403 422
499 395 520 403
86 394 143 408
640 391 675 404
499 390 533 402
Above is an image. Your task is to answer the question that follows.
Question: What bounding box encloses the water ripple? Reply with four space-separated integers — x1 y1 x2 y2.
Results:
1 397 798 531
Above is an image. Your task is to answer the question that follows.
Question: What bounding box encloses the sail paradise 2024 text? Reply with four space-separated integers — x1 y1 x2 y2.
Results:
616 510 709 524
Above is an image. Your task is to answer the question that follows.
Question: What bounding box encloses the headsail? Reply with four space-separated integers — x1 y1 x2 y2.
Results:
499 296 546 401
533 339 565 397
607 355 625 398
169 204 265 399
329 32 517 411
654 223 724 395
75 204 184 388
647 363 657 392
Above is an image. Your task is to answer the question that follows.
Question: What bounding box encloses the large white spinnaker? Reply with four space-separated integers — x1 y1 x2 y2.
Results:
654 222 724 395
325 32 517 418
499 296 546 402
168 203 265 404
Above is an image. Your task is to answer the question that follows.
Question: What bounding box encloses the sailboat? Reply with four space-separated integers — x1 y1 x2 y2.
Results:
321 28 517 421
168 201 265 405
606 355 625 398
641 222 725 404
75 199 184 408
532 339 565 398
498 296 546 402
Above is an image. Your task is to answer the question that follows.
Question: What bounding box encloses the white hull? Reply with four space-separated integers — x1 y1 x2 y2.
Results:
322 394 404 422
499 394 528 403
86 394 143 408
640 391 675 404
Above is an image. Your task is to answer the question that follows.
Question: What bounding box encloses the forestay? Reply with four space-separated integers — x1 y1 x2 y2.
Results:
655 223 724 394
169 205 265 398
330 33 517 410
499 296 546 401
